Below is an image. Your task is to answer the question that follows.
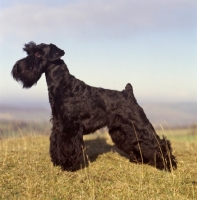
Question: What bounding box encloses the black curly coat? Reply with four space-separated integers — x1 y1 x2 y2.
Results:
12 42 177 171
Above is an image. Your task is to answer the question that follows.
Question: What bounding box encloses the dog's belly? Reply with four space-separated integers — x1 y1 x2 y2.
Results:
81 113 108 135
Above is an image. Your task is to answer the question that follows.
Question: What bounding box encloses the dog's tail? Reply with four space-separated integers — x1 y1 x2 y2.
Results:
124 83 138 103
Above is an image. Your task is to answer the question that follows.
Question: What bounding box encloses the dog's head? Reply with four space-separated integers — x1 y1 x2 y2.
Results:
11 42 65 88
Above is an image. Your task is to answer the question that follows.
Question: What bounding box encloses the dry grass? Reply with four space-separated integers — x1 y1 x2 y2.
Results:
0 122 197 199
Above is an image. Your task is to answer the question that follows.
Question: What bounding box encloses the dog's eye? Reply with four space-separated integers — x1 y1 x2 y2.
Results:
35 52 42 58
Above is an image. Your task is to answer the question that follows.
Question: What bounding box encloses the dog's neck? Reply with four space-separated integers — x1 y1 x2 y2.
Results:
44 59 70 95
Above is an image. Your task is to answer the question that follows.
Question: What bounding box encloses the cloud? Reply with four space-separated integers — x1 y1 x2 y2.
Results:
0 0 197 42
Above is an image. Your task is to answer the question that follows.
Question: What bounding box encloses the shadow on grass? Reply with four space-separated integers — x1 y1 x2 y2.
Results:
84 138 129 163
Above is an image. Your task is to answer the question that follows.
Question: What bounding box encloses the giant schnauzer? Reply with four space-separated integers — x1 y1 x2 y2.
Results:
12 42 177 171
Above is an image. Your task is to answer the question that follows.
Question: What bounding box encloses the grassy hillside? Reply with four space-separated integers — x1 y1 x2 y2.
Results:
0 122 197 199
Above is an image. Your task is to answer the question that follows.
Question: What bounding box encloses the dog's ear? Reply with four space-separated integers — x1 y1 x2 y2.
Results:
48 44 65 61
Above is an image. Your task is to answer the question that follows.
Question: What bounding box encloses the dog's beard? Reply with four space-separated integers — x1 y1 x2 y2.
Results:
12 55 44 88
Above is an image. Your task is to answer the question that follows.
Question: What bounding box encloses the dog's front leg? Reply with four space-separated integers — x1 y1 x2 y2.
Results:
56 117 85 171
50 117 62 166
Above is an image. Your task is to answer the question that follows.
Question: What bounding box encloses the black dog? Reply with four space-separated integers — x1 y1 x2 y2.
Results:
12 42 177 171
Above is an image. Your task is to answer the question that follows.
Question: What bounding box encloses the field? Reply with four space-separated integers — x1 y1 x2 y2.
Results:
0 121 197 200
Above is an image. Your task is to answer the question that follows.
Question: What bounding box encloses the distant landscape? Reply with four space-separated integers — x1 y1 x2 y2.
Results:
0 102 196 127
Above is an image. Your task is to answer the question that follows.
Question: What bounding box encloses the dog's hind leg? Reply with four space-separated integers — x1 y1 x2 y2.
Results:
108 122 170 169
108 126 144 163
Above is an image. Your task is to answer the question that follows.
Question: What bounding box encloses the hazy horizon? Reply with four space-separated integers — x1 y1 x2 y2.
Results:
1 101 196 127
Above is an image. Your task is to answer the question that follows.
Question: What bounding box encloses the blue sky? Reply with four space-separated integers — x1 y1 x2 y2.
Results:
0 0 197 107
